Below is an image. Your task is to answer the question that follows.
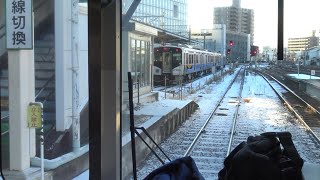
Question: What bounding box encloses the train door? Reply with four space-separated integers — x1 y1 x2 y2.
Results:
162 51 172 73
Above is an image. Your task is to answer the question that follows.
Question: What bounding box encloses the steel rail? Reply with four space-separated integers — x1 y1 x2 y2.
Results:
258 71 320 144
226 68 245 156
266 72 320 115
184 67 242 157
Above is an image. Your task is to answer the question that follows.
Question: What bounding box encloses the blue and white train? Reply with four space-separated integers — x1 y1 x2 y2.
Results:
153 44 224 84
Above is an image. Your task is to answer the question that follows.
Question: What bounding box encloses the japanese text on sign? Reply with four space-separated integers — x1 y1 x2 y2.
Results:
6 0 33 49
27 103 42 128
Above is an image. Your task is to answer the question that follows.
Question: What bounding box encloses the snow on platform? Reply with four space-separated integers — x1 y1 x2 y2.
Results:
288 74 320 80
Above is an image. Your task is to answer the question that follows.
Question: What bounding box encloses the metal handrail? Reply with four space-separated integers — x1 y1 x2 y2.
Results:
0 115 9 121
1 73 55 120
35 74 55 99
0 24 5 41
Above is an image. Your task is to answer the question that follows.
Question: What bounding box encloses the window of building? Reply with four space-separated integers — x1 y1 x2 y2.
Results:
129 38 150 89
173 5 179 18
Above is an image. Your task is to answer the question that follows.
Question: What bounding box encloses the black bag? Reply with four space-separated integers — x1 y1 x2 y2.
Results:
144 156 205 180
218 132 304 180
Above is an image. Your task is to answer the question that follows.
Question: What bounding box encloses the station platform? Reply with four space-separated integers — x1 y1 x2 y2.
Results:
286 74 320 105
304 79 320 103
121 97 199 179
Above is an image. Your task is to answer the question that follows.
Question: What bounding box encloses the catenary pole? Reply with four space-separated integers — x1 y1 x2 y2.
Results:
71 0 80 150
277 0 284 60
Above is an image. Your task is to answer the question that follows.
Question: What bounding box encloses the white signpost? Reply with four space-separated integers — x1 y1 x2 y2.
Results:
311 70 315 76
6 0 36 178
6 0 33 49
311 70 315 79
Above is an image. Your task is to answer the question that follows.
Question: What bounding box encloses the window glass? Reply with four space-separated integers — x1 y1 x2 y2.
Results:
141 41 146 86
173 5 178 18
131 39 136 84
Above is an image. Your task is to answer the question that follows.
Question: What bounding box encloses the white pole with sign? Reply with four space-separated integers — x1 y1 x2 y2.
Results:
6 0 36 174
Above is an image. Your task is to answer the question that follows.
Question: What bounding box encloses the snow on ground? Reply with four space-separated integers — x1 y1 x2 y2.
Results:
74 66 320 179
238 71 320 164
133 67 320 179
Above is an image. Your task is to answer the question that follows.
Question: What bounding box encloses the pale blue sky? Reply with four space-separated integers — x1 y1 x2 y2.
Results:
188 0 320 49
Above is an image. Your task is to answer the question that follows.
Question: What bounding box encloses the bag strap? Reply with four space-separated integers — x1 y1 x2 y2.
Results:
261 132 303 168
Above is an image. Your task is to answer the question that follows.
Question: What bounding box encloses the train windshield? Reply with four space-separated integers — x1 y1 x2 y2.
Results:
154 47 182 73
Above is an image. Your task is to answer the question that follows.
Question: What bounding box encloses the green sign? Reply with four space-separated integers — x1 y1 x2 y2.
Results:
27 103 42 128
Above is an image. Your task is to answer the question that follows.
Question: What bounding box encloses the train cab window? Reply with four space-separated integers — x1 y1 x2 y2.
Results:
154 49 162 62
172 49 182 66
154 53 161 62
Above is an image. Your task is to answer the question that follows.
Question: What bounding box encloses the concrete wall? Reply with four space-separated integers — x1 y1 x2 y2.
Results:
306 83 320 102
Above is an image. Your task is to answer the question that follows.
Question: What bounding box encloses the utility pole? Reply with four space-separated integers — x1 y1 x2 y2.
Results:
71 0 80 151
278 0 284 60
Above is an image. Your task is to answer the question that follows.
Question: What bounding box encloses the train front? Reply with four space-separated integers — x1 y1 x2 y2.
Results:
153 46 184 85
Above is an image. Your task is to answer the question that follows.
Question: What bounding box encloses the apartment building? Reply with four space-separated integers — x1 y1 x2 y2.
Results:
213 0 254 45
288 30 319 52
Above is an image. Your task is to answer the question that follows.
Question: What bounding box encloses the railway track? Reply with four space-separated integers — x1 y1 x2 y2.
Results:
262 67 320 112
258 71 320 142
181 67 245 178
134 67 320 180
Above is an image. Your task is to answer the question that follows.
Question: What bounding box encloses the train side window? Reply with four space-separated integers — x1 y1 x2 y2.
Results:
186 53 188 64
